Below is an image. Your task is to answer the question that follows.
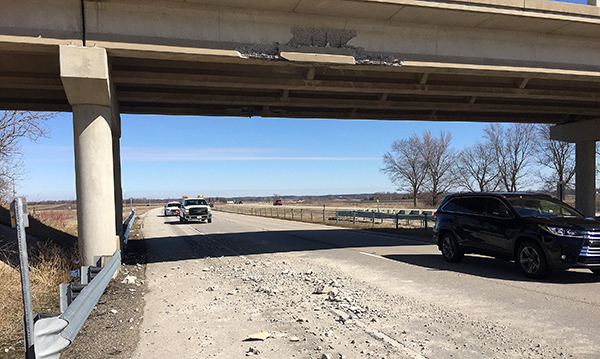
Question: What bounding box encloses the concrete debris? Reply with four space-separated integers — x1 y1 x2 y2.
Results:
121 275 137 284
246 332 270 341
246 347 261 356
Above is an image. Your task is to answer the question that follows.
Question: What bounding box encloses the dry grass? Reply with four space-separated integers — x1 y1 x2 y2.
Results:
0 242 77 357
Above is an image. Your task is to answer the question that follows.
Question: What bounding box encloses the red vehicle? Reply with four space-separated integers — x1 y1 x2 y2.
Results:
273 199 282 206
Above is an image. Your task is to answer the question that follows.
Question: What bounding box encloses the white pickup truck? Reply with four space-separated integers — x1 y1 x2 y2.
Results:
179 196 212 223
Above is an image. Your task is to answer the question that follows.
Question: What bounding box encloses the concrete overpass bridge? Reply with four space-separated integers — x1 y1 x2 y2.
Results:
3 0 600 264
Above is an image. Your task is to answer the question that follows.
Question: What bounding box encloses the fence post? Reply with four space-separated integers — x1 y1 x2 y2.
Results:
424 212 428 232
301 209 303 221
271 208 273 217
291 208 294 220
396 212 399 229
323 205 325 223
353 211 356 225
284 208 286 218
336 211 338 224
372 211 375 227
311 210 313 222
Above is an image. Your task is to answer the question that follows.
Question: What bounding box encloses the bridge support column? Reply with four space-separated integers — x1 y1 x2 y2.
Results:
551 120 600 217
575 141 596 217
60 45 121 265
113 118 124 247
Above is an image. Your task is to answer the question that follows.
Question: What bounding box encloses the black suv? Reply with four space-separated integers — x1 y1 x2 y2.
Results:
433 192 600 278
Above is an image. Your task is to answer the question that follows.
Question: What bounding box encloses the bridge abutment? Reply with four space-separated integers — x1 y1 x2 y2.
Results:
60 45 121 265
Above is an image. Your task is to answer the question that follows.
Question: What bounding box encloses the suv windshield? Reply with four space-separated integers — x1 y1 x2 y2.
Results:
185 199 207 206
505 196 582 218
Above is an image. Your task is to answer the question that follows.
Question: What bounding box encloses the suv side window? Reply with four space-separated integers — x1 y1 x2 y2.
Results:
484 198 511 218
442 197 484 215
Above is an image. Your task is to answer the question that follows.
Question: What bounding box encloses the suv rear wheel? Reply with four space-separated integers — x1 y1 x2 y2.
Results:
517 241 550 279
441 233 464 263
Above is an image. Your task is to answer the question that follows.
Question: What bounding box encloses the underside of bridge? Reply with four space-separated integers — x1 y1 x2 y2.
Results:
3 0 600 263
4 44 600 123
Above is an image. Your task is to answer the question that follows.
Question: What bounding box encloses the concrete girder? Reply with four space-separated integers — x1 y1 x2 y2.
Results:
60 45 122 265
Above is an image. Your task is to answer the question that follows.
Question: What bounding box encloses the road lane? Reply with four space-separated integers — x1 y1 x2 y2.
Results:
135 208 600 358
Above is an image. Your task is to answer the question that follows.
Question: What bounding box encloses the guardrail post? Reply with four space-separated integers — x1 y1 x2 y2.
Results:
301 209 303 221
353 211 356 225
12 197 35 359
424 212 428 232
35 250 121 358
396 212 399 229
311 210 313 222
372 211 375 227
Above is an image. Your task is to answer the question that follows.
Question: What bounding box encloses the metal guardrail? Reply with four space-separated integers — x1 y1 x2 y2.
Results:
123 208 136 250
13 198 133 358
216 204 434 231
336 210 432 230
34 250 121 359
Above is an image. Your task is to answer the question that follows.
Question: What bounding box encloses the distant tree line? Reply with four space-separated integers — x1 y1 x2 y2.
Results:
381 123 578 207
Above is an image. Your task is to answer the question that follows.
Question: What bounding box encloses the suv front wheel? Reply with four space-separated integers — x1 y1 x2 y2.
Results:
517 241 550 279
440 233 464 263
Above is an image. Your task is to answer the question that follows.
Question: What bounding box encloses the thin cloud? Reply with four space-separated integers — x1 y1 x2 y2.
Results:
121 146 379 162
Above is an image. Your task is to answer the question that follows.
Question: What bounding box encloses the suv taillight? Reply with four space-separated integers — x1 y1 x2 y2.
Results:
433 211 438 218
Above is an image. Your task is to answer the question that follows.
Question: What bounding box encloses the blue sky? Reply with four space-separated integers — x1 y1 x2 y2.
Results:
20 113 494 201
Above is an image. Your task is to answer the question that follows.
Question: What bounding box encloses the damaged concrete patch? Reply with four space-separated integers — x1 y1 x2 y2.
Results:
287 26 357 48
237 43 280 60
354 49 402 66
237 26 402 66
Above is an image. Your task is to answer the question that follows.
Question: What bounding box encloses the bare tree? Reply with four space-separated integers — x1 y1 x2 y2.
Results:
484 123 536 192
454 141 499 192
381 134 427 207
0 111 52 198
535 124 575 194
420 130 455 205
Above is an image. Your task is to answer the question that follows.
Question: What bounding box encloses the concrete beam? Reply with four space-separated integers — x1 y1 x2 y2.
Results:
550 118 600 142
60 45 111 106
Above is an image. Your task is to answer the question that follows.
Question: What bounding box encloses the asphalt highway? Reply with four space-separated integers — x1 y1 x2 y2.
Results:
135 208 600 358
